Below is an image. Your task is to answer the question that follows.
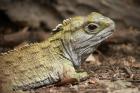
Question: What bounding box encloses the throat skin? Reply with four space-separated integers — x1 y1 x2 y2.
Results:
56 33 99 68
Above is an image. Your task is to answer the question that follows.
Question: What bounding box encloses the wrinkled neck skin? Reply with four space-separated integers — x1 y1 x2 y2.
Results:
61 26 113 68
61 37 98 68
60 31 98 68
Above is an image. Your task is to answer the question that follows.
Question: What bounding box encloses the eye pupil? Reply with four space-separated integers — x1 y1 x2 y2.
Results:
88 24 97 30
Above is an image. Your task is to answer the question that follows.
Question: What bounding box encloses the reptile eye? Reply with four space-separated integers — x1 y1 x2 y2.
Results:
87 23 98 30
85 23 99 33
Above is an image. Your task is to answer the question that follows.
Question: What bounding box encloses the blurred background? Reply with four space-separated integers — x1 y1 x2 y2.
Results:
0 0 140 92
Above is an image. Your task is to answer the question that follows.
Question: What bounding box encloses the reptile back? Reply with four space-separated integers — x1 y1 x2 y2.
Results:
0 40 66 92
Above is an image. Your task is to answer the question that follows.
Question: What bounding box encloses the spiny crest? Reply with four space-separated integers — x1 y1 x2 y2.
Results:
63 18 72 26
0 49 19 56
0 52 8 56
52 18 72 32
0 42 41 56
52 24 63 32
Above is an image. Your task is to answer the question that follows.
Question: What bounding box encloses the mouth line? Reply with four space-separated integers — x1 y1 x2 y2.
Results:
78 23 115 44
78 28 114 55
75 26 114 49
99 30 113 39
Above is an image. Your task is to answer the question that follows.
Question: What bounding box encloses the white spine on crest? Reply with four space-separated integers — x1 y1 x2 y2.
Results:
63 18 71 25
52 18 72 32
52 24 63 31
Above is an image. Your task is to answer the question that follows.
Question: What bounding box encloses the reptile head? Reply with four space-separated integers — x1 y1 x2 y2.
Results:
54 12 115 67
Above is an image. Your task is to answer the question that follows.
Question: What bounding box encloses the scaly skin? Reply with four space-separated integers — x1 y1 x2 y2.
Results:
0 12 115 93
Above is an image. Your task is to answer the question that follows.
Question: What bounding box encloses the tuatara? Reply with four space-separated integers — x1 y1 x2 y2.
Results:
0 12 115 93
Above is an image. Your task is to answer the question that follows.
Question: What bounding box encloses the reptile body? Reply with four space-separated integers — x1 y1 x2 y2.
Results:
0 12 115 93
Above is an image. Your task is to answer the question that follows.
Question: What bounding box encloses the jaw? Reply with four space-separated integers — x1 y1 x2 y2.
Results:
76 25 115 66
96 24 115 40
63 24 115 68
